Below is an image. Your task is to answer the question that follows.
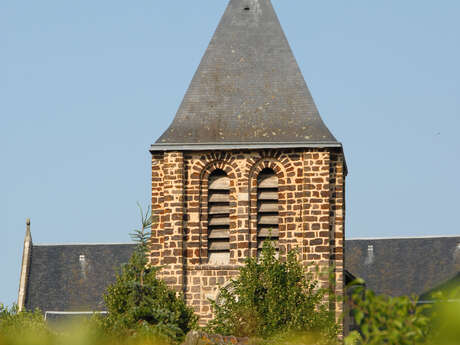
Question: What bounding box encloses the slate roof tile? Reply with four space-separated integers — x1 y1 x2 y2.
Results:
25 244 136 313
153 0 338 150
345 236 460 297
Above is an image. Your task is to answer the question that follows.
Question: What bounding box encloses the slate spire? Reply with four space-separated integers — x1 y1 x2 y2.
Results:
153 0 339 150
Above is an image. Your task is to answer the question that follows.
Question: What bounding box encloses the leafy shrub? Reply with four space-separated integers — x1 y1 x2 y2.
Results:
206 242 339 341
0 304 172 345
345 280 431 345
345 281 460 345
0 304 51 345
94 206 197 342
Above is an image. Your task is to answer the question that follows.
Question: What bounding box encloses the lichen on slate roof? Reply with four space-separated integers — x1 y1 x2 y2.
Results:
346 236 460 297
25 244 136 313
153 0 338 150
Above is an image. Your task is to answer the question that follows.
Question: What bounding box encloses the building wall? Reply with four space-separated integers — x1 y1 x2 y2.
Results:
150 148 345 325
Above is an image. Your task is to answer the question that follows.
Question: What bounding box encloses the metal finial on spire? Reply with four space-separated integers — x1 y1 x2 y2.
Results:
26 218 31 237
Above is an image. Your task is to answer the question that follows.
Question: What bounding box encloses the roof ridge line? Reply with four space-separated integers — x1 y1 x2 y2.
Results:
152 141 342 145
348 235 460 241
34 242 135 246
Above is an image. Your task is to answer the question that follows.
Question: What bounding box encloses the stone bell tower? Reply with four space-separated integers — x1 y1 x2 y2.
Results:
149 0 346 325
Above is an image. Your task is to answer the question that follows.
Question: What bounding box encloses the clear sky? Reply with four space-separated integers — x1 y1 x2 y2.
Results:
2 0 459 306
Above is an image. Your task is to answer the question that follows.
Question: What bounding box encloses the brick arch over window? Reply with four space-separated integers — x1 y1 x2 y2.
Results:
196 159 238 265
247 158 290 257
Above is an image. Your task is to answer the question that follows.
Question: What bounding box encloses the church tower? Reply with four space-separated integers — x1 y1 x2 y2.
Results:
150 0 346 324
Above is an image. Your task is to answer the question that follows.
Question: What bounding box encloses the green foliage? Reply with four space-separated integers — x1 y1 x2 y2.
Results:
0 304 172 345
94 205 197 342
130 203 154 256
345 280 431 345
0 304 51 345
345 281 460 345
424 288 460 345
206 241 339 341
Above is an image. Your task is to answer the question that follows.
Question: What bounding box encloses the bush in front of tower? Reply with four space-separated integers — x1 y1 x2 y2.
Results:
93 206 197 343
206 241 339 342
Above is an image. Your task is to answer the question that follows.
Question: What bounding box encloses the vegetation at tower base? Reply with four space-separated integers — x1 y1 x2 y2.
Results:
206 240 340 342
93 205 197 342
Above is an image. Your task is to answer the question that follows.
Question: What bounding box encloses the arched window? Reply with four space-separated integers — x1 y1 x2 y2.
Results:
208 170 230 264
257 168 279 255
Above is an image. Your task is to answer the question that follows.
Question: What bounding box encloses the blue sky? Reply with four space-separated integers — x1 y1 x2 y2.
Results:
2 0 459 306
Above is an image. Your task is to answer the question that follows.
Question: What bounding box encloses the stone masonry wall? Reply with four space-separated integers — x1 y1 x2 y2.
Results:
150 148 345 326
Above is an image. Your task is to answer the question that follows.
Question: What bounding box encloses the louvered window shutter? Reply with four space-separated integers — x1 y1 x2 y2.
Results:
208 170 230 264
257 168 279 255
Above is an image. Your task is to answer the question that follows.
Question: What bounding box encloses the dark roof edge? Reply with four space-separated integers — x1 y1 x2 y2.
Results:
348 234 460 241
150 141 342 152
33 242 135 247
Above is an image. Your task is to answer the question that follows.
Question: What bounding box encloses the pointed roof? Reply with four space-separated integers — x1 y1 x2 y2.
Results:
152 0 339 151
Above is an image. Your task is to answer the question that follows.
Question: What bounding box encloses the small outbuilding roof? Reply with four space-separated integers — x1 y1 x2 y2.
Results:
152 0 339 151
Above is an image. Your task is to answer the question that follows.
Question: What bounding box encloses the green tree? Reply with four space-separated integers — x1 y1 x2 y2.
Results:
96 205 197 342
206 241 339 341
